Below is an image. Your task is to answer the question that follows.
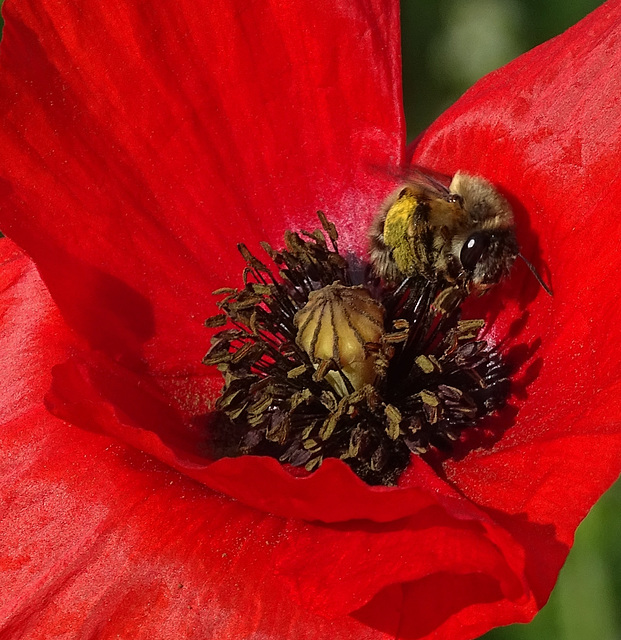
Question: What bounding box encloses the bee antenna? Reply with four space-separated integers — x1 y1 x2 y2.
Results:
518 253 553 296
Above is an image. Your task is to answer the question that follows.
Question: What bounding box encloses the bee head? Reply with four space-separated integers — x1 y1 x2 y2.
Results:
447 172 518 290
458 229 519 290
449 172 513 226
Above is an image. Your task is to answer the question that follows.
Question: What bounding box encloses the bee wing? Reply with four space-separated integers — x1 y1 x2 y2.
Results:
400 167 452 198
365 163 452 199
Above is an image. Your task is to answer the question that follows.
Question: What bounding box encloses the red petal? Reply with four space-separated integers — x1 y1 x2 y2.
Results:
0 242 535 639
3 0 621 636
410 0 621 614
0 243 76 425
0 0 403 414
1 411 535 640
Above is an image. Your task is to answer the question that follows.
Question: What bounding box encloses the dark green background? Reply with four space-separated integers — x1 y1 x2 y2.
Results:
400 1 620 637
402 0 604 137
0 0 617 637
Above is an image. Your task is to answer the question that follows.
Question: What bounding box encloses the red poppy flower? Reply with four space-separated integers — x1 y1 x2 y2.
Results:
1 0 620 637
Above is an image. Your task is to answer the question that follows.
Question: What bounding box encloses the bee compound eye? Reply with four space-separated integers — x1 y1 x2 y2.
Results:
460 231 489 271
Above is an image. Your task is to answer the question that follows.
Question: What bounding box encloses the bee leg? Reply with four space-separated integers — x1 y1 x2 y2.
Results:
433 285 467 315
393 275 415 298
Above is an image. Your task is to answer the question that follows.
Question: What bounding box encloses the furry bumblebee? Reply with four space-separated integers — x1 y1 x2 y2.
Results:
369 171 550 301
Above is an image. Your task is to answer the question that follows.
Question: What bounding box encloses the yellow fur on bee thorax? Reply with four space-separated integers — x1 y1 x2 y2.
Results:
383 190 430 277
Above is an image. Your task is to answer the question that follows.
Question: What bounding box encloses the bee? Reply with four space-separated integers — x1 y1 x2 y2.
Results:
369 171 551 301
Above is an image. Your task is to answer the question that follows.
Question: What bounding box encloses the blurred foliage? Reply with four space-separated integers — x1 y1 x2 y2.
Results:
401 0 604 138
400 1 620 638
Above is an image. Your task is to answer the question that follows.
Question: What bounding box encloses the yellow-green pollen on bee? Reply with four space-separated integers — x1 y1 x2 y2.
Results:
383 189 419 276
203 212 510 486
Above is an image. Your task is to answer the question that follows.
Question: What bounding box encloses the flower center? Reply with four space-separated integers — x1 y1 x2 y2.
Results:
204 213 509 485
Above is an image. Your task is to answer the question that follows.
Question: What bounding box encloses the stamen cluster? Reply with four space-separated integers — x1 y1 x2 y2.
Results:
204 214 509 485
